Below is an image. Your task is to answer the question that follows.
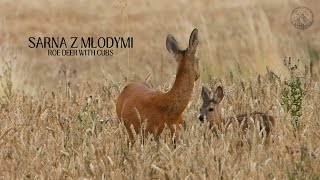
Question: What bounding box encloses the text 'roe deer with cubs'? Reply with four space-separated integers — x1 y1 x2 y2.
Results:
116 28 200 139
199 86 275 144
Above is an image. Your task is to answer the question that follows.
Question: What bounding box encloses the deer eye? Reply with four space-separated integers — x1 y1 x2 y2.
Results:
208 108 214 112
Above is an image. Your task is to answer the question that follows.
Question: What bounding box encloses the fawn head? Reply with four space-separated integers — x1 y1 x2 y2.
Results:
166 28 200 81
199 86 224 123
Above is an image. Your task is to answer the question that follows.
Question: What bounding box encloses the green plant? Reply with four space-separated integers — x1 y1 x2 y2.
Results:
281 57 305 130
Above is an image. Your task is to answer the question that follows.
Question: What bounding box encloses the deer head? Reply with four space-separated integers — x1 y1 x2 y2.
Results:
166 28 200 81
199 86 224 123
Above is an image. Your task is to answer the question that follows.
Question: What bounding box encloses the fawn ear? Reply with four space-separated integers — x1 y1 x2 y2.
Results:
201 86 211 101
188 28 199 54
213 86 224 103
166 34 181 56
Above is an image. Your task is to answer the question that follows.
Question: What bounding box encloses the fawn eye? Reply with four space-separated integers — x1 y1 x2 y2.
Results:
208 108 214 112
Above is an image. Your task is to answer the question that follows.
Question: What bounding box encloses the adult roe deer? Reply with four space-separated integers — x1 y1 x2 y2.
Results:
199 86 275 144
116 28 200 140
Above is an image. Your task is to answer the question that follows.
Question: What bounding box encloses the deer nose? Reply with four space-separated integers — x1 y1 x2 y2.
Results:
198 115 205 122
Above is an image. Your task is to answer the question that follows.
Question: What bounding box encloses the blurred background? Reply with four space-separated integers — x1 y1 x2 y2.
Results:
0 0 319 96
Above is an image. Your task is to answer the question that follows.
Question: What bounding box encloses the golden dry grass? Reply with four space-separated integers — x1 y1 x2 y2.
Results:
0 70 320 179
1 0 319 95
1 0 320 179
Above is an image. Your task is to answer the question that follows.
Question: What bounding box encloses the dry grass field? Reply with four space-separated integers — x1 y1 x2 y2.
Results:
0 0 320 179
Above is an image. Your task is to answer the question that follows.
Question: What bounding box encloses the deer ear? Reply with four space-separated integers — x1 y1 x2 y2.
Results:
213 86 224 103
201 86 211 101
188 28 199 54
166 34 181 56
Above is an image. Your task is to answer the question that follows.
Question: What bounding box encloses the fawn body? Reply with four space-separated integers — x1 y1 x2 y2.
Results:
116 29 200 139
199 86 275 144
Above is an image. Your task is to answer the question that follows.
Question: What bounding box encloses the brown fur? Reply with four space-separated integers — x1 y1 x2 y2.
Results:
116 29 200 139
199 86 276 144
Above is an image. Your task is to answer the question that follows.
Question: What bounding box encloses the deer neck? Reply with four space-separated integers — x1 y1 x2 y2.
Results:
162 59 195 119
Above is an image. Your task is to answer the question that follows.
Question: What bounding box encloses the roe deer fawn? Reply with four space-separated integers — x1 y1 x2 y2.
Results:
116 28 200 140
199 86 275 144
